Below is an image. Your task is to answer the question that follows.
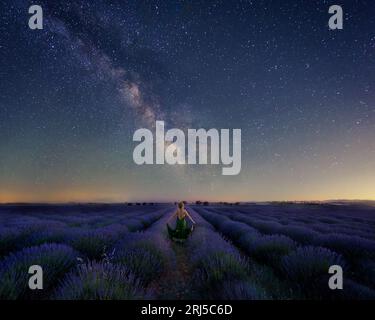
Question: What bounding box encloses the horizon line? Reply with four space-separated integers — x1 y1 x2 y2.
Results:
1 199 375 205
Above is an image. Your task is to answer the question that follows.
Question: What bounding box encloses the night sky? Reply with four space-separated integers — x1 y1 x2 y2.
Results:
0 0 374 203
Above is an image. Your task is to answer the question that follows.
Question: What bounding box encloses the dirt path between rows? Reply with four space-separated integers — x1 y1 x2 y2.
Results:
145 206 213 299
156 240 194 299
144 207 195 299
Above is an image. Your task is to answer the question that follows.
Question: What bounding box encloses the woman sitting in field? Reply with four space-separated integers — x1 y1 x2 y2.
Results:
167 202 196 240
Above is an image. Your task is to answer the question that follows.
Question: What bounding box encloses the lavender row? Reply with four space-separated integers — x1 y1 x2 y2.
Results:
195 207 375 299
0 207 169 260
183 208 292 299
0 208 175 300
200 207 375 263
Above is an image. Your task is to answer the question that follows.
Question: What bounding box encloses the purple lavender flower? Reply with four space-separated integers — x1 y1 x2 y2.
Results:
0 243 78 299
281 246 346 298
54 261 151 300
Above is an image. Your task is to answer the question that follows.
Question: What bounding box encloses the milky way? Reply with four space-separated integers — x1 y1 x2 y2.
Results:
0 0 374 202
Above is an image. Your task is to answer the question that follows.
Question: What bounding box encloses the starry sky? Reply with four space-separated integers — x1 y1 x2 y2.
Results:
0 0 374 203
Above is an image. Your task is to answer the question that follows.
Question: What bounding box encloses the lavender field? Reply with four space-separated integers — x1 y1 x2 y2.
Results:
0 202 374 300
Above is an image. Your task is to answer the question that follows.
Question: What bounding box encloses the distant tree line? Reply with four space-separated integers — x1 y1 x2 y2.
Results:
194 201 241 206
126 202 156 206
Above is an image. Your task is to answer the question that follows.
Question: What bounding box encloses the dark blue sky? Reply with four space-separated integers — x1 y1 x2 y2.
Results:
1 0 374 202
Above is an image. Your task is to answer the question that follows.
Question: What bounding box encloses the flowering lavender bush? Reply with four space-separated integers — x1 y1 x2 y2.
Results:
125 218 145 232
54 261 149 299
0 243 77 299
195 251 249 284
124 210 166 231
278 225 319 244
249 220 283 234
0 228 31 258
316 233 375 262
219 220 254 241
26 228 67 247
198 208 296 268
242 234 297 267
282 246 346 281
114 241 166 285
67 230 120 260
281 246 346 298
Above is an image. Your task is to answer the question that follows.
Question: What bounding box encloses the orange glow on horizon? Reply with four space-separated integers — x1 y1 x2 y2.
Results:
1 190 374 204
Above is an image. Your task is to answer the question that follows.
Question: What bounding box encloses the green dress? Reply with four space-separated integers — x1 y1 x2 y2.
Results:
167 217 192 240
